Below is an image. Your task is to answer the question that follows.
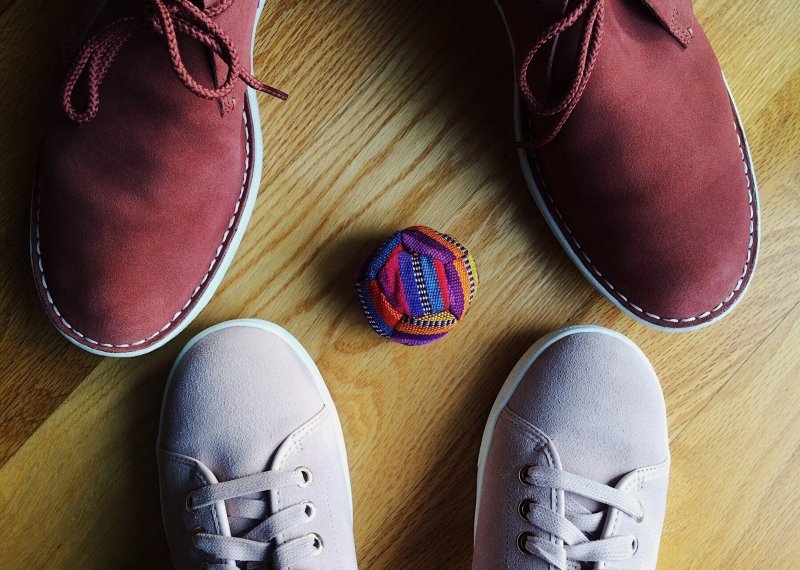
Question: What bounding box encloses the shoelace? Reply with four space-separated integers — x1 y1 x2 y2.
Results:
62 0 287 125
517 0 604 147
186 466 323 568
517 465 642 570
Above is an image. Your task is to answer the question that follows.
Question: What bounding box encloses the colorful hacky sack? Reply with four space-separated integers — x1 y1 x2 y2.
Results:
355 226 478 345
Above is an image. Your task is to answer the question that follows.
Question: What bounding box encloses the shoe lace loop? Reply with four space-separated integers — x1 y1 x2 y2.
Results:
517 0 605 147
518 465 642 570
187 467 322 569
62 0 287 125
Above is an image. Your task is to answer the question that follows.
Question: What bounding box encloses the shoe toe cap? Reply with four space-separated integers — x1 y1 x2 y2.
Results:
508 328 668 485
31 178 244 354
604 208 755 328
158 323 325 481
558 166 758 329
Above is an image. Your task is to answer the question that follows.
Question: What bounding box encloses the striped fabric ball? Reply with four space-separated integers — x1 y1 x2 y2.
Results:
355 226 478 345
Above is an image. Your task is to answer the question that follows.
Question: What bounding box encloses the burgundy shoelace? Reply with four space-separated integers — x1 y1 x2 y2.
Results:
62 0 287 124
518 0 604 147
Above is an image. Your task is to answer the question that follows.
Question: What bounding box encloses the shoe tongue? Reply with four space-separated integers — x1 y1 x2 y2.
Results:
206 456 271 538
562 491 606 547
60 0 111 60
565 492 599 516
226 495 264 538
191 413 318 537
60 0 147 62
202 428 289 538
203 412 322 539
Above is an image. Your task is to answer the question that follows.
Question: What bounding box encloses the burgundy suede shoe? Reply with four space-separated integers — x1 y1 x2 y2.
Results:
31 0 286 356
495 0 760 331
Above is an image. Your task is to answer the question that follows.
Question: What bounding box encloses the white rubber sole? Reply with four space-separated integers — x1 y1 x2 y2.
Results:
472 324 657 538
41 2 269 358
494 2 761 332
157 318 354 518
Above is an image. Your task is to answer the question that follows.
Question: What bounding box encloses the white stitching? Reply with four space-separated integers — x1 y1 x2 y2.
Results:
530 117 756 324
34 108 252 348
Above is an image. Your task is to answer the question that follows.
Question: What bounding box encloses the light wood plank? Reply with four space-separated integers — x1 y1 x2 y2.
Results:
661 302 800 568
0 0 798 567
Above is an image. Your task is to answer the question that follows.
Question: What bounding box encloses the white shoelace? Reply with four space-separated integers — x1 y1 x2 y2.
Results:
518 465 643 569
186 466 322 568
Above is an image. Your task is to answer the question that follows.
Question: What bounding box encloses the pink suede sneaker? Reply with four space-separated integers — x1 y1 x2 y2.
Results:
157 320 357 569
31 0 286 356
473 326 670 569
495 0 760 331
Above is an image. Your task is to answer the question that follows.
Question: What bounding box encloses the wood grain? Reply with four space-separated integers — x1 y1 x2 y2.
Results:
1 0 798 567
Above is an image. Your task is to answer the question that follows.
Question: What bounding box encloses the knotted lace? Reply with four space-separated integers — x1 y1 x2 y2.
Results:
517 465 642 569
62 0 287 124
186 467 322 568
518 0 604 147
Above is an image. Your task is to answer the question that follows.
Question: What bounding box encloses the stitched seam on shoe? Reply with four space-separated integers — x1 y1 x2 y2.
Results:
273 406 330 521
33 108 252 349
600 461 668 569
530 117 755 324
502 409 561 550
670 8 693 46
503 408 550 448
163 452 223 535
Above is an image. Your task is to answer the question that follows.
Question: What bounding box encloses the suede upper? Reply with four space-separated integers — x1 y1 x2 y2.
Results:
499 0 759 329
157 323 358 569
32 0 266 354
473 329 670 570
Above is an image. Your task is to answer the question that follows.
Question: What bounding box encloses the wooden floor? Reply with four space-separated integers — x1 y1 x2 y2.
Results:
1 0 798 567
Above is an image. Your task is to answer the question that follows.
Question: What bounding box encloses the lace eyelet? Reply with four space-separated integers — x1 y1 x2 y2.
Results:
517 531 535 554
518 498 536 520
296 466 313 487
191 526 206 546
301 500 317 522
518 465 533 485
631 535 639 555
185 493 194 513
634 500 645 523
309 532 324 555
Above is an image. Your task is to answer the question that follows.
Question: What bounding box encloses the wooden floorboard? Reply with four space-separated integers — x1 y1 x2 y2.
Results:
0 0 798 567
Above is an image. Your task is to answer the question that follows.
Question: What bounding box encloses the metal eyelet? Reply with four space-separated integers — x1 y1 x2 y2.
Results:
634 500 645 523
301 500 317 522
517 532 535 554
309 532 324 555
518 465 533 485
296 466 313 487
191 526 206 546
518 498 536 520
